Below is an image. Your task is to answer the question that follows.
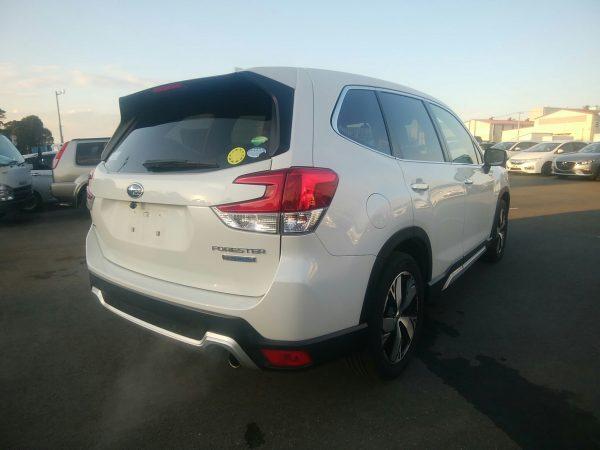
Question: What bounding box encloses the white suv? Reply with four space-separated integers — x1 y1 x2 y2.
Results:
86 68 509 378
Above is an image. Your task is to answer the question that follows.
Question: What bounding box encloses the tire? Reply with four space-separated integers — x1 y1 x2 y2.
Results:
20 192 43 212
360 252 425 380
541 162 552 176
76 188 87 209
484 198 508 263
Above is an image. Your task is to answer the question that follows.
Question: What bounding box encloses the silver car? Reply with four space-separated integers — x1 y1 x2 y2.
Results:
22 151 57 211
51 138 109 207
553 142 600 179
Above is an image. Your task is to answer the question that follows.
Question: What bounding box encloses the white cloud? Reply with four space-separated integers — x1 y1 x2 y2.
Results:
1 63 165 139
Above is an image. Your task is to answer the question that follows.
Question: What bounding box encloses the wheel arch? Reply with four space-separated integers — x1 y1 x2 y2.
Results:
359 226 432 323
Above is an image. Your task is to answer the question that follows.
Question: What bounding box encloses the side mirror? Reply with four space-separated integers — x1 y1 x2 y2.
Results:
483 148 507 172
556 148 564 154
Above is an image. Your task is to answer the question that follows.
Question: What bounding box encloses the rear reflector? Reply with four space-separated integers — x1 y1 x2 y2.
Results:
261 349 312 368
52 141 69 169
213 167 338 234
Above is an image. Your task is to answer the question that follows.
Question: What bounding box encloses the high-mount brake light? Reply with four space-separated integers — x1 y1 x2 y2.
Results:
213 167 338 234
152 83 184 93
52 141 69 169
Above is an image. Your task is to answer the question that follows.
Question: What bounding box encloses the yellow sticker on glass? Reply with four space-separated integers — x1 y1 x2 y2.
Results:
227 147 246 165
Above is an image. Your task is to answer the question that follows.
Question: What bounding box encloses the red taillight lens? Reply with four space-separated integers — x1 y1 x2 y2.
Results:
216 170 288 213
152 82 183 93
281 168 339 212
87 169 95 199
213 167 338 234
261 349 312 368
52 141 69 169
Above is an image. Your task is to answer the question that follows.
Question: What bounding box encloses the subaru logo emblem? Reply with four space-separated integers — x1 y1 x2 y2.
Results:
127 183 144 199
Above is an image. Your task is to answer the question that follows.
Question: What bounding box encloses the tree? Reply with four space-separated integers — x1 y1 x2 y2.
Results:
1 115 53 154
0 108 5 127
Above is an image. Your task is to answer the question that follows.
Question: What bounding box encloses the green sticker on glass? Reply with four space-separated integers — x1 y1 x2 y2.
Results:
251 136 268 147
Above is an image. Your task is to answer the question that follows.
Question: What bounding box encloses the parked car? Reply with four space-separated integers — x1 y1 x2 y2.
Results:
553 142 600 180
22 151 58 211
86 68 509 378
490 141 538 158
0 135 33 218
507 141 588 175
51 138 109 207
480 141 496 151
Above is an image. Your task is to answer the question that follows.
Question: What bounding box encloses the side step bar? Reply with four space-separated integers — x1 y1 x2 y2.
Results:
442 246 487 291
91 287 257 369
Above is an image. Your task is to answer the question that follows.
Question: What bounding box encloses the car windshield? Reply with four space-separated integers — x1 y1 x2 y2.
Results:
524 142 560 153
0 135 25 166
491 142 515 150
579 142 600 154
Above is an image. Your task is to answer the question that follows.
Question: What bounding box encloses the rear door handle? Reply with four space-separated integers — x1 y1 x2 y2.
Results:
411 183 429 191
464 179 473 185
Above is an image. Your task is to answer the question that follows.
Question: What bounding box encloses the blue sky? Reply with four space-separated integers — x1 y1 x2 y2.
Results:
2 0 599 141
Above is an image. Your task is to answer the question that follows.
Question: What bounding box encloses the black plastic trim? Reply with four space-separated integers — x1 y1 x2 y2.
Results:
359 226 432 323
89 274 367 370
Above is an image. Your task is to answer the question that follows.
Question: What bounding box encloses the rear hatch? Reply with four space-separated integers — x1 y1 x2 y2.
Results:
91 72 294 297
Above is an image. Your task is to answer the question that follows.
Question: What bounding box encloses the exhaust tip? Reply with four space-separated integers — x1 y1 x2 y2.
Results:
228 353 241 369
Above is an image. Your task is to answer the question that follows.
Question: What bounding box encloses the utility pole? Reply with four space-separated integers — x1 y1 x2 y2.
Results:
516 111 521 141
55 89 65 143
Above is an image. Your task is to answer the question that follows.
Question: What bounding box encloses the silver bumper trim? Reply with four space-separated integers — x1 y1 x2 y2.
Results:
91 287 257 369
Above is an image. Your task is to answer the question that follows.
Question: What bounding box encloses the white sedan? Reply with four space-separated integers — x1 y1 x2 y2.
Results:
507 141 588 175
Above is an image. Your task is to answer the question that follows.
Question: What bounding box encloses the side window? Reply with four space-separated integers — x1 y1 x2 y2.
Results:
76 142 106 166
25 157 36 169
514 142 535 152
378 93 445 162
573 142 586 151
559 143 574 153
37 154 54 170
429 104 479 164
336 89 390 154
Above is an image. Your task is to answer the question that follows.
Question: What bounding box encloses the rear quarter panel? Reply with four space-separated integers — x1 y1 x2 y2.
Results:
308 73 413 257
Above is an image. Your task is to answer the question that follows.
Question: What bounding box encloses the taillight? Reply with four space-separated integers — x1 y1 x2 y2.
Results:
261 349 312 368
52 141 69 169
87 169 95 199
213 167 338 234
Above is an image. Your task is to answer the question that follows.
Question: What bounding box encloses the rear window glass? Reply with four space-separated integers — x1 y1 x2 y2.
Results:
105 74 292 173
76 142 106 166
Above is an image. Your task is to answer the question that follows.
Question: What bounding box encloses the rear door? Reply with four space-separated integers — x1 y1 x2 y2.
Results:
91 73 294 297
378 92 466 279
30 153 55 201
428 104 496 255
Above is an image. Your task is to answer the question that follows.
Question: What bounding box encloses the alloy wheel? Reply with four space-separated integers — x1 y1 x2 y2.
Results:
381 271 419 364
496 205 508 253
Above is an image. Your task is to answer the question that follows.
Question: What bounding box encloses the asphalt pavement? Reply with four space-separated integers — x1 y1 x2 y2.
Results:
1 174 599 449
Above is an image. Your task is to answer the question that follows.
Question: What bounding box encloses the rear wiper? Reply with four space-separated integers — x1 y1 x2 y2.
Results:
142 160 219 172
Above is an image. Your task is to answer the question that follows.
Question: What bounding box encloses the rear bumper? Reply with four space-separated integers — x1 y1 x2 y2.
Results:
51 181 76 202
89 273 368 369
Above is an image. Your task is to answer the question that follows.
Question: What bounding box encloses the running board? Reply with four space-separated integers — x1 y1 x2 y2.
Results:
442 247 487 291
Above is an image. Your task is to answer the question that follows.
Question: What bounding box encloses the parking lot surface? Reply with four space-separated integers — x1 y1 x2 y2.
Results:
2 175 599 449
